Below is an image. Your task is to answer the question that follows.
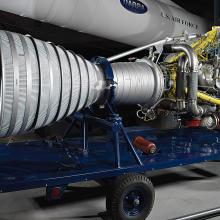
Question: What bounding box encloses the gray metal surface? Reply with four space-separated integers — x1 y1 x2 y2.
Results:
167 44 201 116
112 61 164 105
0 31 15 137
0 30 166 137
0 30 106 137
33 38 51 129
18 34 32 132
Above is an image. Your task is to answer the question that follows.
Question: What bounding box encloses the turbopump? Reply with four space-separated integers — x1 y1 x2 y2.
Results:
1 27 220 137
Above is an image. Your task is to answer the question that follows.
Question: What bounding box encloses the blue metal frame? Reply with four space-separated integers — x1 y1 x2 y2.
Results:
92 56 116 105
0 126 218 192
83 113 143 168
0 110 220 193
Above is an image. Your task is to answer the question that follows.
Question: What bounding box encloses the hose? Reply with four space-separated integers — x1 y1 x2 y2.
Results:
176 56 187 110
164 44 201 116
197 91 220 105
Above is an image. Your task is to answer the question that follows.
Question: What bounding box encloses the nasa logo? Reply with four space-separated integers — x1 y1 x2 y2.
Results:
120 0 148 14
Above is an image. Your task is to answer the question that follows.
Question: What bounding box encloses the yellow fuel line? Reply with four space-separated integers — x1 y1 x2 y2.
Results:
166 27 219 64
197 91 220 105
185 88 220 105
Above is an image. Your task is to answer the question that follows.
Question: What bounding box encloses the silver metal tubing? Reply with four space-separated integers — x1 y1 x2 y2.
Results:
173 207 220 220
107 33 200 63
107 38 172 62
166 43 201 116
176 56 186 110
177 56 186 99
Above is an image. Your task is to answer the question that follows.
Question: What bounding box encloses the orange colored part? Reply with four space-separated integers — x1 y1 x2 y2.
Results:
186 119 201 128
133 136 157 154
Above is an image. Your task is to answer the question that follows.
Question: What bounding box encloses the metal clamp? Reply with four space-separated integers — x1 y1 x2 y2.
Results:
92 56 116 104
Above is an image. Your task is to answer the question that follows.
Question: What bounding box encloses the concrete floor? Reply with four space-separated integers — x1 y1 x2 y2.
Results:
0 162 220 220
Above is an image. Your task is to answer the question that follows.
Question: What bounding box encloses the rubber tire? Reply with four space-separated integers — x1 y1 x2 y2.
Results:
106 173 155 220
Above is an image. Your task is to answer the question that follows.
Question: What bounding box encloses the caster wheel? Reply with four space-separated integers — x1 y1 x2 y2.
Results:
106 173 155 220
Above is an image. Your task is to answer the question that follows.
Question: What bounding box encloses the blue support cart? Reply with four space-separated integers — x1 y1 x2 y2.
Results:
1 120 220 193
0 110 220 219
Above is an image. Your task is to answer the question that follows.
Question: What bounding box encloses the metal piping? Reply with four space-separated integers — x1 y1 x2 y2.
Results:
107 34 200 63
178 56 220 109
176 56 186 110
165 44 201 116
107 38 172 62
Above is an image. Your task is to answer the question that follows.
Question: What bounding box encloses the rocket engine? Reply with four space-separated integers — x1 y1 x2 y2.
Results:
0 27 220 137
0 30 164 136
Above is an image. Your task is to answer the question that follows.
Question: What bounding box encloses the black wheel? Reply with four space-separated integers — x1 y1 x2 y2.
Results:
106 173 155 220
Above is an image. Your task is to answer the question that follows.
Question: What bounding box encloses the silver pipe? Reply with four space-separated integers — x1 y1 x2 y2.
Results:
172 207 220 220
165 44 201 116
107 33 200 63
107 38 172 62
178 57 215 115
176 56 186 110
